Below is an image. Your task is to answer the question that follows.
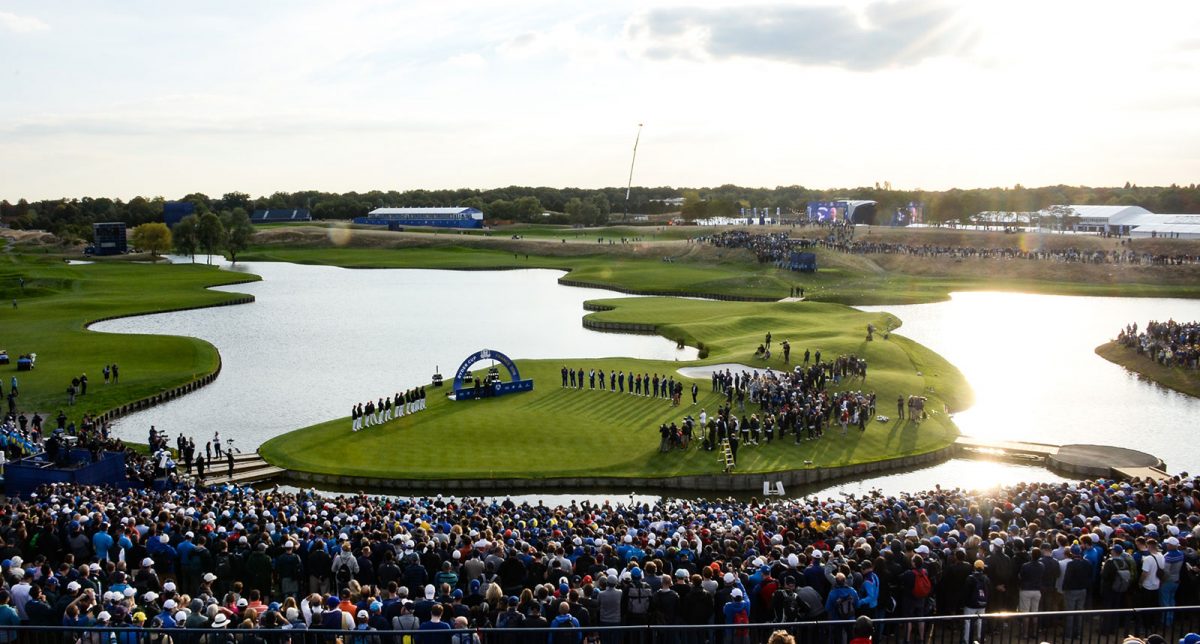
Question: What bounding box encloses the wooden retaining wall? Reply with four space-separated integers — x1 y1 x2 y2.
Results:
279 444 957 493
86 283 258 425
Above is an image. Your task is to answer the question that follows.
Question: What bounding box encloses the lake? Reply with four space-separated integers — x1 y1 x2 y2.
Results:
859 291 1200 472
93 260 696 449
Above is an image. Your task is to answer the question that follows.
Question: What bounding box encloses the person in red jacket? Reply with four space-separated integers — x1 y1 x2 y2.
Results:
848 616 874 644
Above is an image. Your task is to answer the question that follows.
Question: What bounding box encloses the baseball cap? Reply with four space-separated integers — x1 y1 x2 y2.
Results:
731 588 743 599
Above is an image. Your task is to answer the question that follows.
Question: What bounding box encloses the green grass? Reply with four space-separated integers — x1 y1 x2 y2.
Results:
238 243 1200 305
259 298 969 480
1095 341 1200 399
0 253 258 419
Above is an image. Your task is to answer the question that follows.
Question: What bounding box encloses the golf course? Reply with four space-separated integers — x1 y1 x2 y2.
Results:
7 220 1199 485
0 250 257 423
258 297 969 481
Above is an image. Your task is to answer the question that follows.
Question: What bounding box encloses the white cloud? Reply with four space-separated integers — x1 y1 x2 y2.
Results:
443 53 489 71
0 11 48 33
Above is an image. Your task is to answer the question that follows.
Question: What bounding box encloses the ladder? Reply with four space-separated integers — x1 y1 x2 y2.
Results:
721 439 735 472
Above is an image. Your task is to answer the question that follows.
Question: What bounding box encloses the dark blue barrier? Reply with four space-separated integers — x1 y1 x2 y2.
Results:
4 448 127 496
4 606 1197 644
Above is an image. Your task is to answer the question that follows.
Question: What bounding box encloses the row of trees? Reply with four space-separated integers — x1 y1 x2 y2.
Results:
5 183 1200 232
126 211 255 263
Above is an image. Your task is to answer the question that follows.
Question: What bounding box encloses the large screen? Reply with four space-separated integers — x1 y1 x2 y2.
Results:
807 201 845 222
891 201 924 226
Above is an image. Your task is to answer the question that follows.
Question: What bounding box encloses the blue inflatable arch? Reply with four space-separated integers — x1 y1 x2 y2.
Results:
453 348 521 391
451 348 534 401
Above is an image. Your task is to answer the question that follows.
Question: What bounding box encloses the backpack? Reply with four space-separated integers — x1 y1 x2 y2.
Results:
772 589 800 622
969 573 989 607
834 592 857 619
731 605 749 638
215 553 234 581
393 614 420 644
496 610 522 629
627 583 651 615
335 558 354 586
1149 553 1167 583
1111 556 1132 593
912 569 931 599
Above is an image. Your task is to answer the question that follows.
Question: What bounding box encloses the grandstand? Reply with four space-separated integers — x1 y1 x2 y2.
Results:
250 208 312 224
355 207 485 229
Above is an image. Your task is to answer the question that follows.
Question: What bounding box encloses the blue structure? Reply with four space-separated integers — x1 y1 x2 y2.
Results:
163 201 196 227
452 348 534 401
4 449 127 497
355 207 484 229
91 222 127 256
251 209 311 224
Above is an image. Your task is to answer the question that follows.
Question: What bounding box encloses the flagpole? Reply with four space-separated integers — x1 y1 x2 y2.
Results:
624 123 643 222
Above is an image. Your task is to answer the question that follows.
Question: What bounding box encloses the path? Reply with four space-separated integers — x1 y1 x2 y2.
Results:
954 435 1169 479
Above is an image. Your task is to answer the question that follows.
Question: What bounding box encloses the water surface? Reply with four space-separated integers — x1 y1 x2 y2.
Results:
94 260 696 448
860 292 1200 472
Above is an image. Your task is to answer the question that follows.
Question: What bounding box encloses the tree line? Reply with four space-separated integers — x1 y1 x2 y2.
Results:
124 211 255 264
4 182 1200 236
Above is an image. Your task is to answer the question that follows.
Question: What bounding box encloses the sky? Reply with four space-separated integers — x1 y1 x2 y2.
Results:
2 1 1199 201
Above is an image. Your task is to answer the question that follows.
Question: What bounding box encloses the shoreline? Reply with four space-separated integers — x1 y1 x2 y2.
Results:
1095 340 1200 399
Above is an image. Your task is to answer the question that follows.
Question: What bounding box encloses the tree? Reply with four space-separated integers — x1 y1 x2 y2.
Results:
195 212 225 264
130 223 172 260
513 196 542 221
221 208 255 264
220 191 252 212
173 215 198 262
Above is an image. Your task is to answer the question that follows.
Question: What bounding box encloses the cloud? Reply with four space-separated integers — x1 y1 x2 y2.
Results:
627 1 972 70
443 53 489 71
0 11 48 33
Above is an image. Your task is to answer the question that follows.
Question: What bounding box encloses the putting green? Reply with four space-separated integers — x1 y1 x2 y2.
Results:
259 298 970 480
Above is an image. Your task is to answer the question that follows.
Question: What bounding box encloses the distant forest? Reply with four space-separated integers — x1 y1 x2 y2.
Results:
4 182 1199 240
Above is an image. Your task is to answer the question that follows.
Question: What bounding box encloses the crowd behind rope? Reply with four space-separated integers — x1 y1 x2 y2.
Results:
1117 320 1200 371
0 474 1195 642
701 231 1200 267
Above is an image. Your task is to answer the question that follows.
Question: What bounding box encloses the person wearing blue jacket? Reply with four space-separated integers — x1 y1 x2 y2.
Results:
721 587 751 644
826 573 860 644
548 601 581 644
857 561 880 614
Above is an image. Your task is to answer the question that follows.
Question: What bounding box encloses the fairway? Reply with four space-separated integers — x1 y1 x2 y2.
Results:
0 253 258 421
260 298 970 480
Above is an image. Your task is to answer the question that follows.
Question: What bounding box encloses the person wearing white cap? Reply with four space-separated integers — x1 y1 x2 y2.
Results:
135 559 161 597
721 586 750 644
1161 536 1185 626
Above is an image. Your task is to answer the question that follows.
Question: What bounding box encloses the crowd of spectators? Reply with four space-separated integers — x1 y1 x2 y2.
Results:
676 360 876 463
700 230 1200 267
812 238 1200 267
0 472 1194 642
1117 320 1200 371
